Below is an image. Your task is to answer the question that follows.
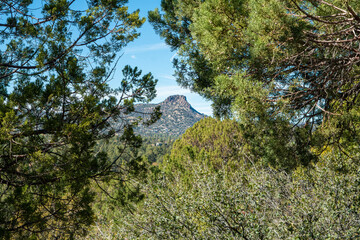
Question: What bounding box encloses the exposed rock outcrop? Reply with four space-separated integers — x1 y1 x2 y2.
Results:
131 95 206 137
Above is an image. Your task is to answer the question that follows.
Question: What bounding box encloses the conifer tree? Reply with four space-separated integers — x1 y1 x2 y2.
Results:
150 0 360 127
168 117 246 170
150 0 360 162
0 0 159 238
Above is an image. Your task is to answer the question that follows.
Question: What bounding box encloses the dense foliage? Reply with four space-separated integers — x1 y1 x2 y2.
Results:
168 117 247 170
97 135 174 164
86 153 360 239
150 0 360 110
149 0 360 148
3 0 360 239
84 1 360 239
0 0 159 238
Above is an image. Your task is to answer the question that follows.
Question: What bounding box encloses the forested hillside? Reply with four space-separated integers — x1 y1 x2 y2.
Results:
2 0 360 239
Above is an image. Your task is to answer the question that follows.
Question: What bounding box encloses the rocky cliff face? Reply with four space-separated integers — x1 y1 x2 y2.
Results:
160 95 202 114
161 95 190 108
132 95 206 137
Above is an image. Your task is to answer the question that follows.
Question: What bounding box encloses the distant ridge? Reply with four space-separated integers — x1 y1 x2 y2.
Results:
133 95 206 137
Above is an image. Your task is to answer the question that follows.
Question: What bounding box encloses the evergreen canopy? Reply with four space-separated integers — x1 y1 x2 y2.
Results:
0 0 158 238
149 0 360 124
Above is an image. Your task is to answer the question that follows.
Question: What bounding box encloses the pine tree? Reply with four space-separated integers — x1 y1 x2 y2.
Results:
0 0 159 238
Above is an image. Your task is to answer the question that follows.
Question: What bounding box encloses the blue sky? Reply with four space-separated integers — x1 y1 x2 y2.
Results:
111 0 213 116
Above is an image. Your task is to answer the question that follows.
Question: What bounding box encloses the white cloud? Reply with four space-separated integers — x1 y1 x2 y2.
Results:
159 74 176 81
125 43 170 53
131 55 136 59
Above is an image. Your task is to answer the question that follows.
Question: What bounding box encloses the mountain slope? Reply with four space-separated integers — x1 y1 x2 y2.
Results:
134 95 206 137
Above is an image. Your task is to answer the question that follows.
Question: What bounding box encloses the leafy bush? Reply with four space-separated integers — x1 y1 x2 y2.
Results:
87 156 360 239
168 117 248 171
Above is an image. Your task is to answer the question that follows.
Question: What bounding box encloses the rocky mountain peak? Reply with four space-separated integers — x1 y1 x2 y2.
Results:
161 95 190 108
126 95 206 136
